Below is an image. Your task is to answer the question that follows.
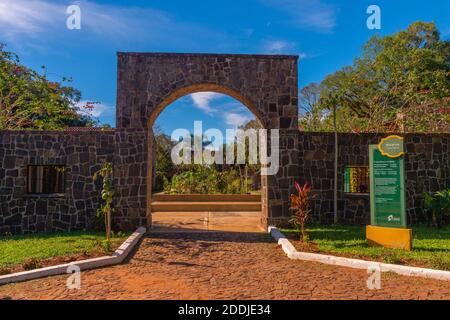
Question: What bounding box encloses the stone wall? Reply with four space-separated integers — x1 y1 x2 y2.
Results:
1 129 449 234
298 132 450 225
0 130 115 234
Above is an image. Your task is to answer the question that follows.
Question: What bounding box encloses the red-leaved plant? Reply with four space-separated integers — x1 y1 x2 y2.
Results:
290 181 313 242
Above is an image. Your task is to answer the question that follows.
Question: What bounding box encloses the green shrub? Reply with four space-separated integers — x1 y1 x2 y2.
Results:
430 255 450 271
101 240 113 253
381 251 403 265
164 164 256 195
423 188 450 227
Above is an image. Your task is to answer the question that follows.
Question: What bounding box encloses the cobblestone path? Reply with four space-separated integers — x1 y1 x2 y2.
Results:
1 232 449 300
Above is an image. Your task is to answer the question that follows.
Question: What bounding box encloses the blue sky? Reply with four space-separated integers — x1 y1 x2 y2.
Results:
1 0 449 133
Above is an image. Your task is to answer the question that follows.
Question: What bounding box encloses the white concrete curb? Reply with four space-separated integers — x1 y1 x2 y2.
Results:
0 227 146 285
268 226 450 282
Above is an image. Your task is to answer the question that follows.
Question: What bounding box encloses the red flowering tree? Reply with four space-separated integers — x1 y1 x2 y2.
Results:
0 43 95 130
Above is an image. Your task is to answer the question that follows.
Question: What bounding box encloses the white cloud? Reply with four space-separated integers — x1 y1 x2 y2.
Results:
223 112 251 127
262 40 296 53
262 0 337 33
0 0 61 39
189 93 254 126
76 100 115 118
261 40 312 59
0 0 172 40
0 0 170 37
0 0 230 49
190 92 221 114
298 52 309 59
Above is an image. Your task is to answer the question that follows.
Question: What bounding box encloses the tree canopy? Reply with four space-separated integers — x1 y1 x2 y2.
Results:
0 44 94 130
300 22 450 133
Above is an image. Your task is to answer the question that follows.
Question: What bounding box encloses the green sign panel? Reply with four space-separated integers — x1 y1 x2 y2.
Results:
369 141 406 228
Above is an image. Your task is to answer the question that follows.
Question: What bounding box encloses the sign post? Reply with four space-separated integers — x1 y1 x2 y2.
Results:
367 135 412 251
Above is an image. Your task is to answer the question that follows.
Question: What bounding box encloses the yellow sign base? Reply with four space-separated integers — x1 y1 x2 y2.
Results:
366 225 413 251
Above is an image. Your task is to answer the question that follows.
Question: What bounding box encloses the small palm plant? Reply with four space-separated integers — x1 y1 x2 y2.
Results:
290 181 313 242
423 189 450 228
93 162 115 241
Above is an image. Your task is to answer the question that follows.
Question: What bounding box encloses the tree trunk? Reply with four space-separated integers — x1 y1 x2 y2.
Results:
333 103 339 224
106 207 111 241
300 223 307 243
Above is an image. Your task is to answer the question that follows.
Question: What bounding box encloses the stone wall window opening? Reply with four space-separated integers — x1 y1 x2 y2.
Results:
344 166 370 194
27 165 66 195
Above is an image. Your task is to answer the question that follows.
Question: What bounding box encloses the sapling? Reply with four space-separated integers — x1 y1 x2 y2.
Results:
93 162 115 241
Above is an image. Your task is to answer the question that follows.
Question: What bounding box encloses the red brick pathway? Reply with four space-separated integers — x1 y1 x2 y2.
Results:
1 232 449 300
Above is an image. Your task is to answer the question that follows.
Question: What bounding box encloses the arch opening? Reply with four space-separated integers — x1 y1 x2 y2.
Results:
147 83 267 130
147 85 268 232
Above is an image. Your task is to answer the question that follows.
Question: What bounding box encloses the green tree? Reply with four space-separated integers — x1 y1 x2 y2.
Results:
152 125 175 192
299 83 330 131
154 120 262 195
236 119 262 193
301 22 450 133
0 44 94 130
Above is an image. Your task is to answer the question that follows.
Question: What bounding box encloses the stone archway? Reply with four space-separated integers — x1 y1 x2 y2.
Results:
114 53 299 231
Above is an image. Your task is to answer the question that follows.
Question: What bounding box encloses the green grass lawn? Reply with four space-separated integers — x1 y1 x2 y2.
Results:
0 231 128 271
281 225 450 270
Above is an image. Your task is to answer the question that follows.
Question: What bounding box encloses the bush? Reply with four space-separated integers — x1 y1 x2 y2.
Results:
164 165 256 195
423 189 450 227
